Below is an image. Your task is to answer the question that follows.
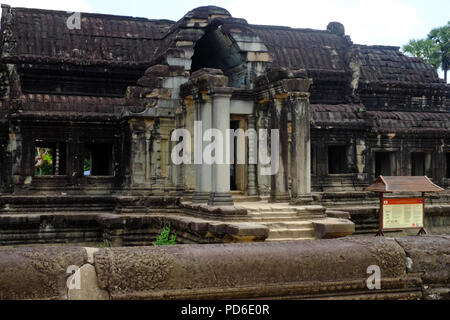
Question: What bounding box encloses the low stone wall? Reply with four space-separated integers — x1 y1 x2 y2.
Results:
0 213 269 246
0 236 448 300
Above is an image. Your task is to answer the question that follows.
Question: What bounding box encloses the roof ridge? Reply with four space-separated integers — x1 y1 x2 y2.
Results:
355 44 400 50
8 6 175 24
249 24 330 34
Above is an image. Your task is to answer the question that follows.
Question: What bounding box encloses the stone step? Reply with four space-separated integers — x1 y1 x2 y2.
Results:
264 221 314 229
268 228 315 239
248 212 299 218
265 237 316 242
233 196 260 203
242 216 319 223
250 209 299 214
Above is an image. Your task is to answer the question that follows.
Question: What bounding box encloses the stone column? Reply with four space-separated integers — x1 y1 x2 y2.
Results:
208 88 234 206
192 91 212 203
145 130 151 182
255 108 270 196
129 119 153 188
247 115 258 196
270 98 290 202
290 94 313 204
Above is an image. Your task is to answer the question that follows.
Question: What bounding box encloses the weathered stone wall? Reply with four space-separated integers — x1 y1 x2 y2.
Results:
311 127 450 192
0 212 269 246
0 236 448 300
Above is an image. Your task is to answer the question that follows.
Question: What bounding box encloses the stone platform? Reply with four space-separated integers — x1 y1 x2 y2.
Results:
182 201 355 241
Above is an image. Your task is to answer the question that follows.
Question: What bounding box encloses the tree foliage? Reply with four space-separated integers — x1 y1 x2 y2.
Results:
402 22 450 82
34 147 53 176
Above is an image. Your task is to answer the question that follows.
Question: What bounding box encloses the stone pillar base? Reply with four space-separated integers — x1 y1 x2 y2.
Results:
208 192 234 206
192 192 210 203
269 193 291 203
290 195 314 205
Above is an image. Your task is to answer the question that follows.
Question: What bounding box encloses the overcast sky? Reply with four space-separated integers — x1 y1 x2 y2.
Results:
3 0 449 81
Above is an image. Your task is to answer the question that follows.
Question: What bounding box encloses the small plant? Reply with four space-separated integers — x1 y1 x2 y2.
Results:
99 239 111 248
153 223 176 246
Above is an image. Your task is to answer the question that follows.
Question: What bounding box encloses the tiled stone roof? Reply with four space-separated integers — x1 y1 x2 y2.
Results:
0 6 174 66
311 104 450 133
355 45 440 84
250 25 351 72
1 5 442 87
0 5 447 112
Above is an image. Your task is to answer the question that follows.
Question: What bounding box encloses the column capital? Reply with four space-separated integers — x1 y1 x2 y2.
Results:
180 68 229 99
210 86 234 98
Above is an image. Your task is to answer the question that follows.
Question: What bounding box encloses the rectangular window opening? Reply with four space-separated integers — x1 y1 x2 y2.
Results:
84 143 114 177
35 143 66 176
375 152 396 177
328 145 348 174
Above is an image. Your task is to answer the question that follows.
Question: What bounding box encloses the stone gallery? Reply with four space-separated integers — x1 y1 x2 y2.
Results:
0 4 449 302
0 5 449 245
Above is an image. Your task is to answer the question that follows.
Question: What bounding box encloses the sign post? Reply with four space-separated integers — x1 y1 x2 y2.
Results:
366 176 444 237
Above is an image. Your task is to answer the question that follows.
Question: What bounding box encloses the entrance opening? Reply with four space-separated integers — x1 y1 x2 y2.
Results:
410 152 432 177
446 153 450 178
230 120 240 191
375 152 396 177
34 142 66 176
311 144 316 175
328 145 348 174
84 143 114 176
411 152 425 176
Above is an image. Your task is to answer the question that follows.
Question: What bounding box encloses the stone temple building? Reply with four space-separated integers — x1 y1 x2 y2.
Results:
0 5 449 244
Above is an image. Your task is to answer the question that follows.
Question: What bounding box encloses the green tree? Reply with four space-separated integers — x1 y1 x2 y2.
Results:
403 22 450 83
428 23 450 83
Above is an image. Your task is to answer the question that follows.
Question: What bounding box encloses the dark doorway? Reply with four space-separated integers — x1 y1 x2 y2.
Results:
84 143 114 176
411 152 426 176
375 152 395 177
328 146 348 174
230 120 240 191
446 153 450 178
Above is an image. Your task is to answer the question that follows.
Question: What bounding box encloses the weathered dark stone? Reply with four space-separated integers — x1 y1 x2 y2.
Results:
327 22 345 36
0 247 87 300
144 64 170 78
395 236 450 285
313 218 355 239
1 236 449 300
92 237 411 300
190 68 224 78
136 76 164 88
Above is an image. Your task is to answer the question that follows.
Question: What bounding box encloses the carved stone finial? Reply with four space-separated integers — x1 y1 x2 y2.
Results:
327 22 345 36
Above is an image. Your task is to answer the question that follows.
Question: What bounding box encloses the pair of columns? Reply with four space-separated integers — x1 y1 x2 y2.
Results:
192 88 234 206
190 87 311 206
270 94 312 204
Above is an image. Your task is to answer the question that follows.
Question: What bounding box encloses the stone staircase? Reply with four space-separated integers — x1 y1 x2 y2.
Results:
237 203 324 241
264 221 316 241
